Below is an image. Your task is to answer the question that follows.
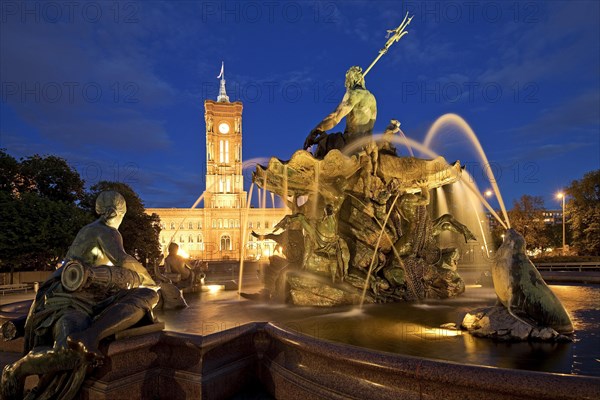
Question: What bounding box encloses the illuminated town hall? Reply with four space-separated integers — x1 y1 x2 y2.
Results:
146 66 288 260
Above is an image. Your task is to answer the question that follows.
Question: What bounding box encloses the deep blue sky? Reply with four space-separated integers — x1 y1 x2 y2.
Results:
1 1 598 210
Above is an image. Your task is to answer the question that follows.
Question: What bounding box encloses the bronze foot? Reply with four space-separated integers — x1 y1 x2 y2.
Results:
1 364 23 400
67 333 104 363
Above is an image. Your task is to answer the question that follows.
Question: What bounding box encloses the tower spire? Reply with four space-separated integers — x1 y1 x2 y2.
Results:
217 61 229 103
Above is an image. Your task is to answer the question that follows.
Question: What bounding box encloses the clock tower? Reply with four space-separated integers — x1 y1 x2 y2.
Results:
203 63 246 210
145 64 289 261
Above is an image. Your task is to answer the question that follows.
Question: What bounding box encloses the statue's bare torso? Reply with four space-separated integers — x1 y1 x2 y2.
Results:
342 88 377 137
317 87 377 139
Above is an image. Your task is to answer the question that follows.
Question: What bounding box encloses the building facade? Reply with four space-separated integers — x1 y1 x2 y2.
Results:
146 67 288 260
485 209 564 232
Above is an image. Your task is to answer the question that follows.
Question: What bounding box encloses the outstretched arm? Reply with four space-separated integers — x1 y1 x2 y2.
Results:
303 92 356 149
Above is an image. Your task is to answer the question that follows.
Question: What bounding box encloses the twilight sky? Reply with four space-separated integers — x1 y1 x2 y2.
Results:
1 0 599 210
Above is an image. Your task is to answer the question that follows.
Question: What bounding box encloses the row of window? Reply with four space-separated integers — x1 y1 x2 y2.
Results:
162 235 204 244
542 212 562 217
165 235 233 251
165 221 203 230
207 141 241 164
209 220 279 229
211 219 241 228
162 220 280 231
163 233 276 246
248 221 279 229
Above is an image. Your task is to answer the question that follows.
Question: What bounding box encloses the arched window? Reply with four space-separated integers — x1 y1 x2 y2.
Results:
219 140 230 164
197 221 202 229
189 235 193 243
188 222 193 229
170 222 175 230
224 219 229 228
220 235 231 251
218 219 223 228
229 219 234 228
212 219 216 228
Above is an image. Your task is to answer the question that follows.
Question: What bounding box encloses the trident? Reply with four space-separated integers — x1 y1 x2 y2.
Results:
363 12 413 77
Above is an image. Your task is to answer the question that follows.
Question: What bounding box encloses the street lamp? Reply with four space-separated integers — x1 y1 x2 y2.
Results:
556 192 566 255
484 189 493 198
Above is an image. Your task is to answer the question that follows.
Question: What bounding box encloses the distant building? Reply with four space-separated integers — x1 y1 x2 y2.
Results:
541 210 564 225
485 209 564 230
485 212 502 231
146 66 288 260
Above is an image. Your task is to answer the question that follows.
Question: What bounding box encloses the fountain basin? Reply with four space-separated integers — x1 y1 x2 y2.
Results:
2 278 598 398
73 322 599 400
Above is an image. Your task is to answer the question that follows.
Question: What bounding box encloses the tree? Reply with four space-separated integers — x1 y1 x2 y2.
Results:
0 151 92 279
0 192 92 271
18 154 85 203
566 170 600 256
508 195 548 252
0 149 20 194
542 223 565 249
85 181 162 267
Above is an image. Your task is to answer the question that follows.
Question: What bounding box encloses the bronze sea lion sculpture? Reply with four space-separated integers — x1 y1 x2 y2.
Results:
492 229 573 334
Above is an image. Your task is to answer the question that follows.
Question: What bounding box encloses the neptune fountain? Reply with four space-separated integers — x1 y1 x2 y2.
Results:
246 13 573 344
250 77 574 342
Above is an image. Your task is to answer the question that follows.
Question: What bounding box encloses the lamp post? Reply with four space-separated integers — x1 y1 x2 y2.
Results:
556 192 566 255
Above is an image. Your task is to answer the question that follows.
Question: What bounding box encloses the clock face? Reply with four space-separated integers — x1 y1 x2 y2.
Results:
218 122 230 134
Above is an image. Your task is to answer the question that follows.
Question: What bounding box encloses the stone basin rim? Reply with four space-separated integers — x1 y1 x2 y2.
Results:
151 321 600 400
260 321 598 380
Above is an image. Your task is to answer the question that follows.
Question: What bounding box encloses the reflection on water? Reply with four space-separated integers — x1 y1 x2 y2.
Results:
157 283 600 377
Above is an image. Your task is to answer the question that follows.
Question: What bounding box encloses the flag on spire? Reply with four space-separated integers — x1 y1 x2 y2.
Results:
216 61 229 102
217 61 224 79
